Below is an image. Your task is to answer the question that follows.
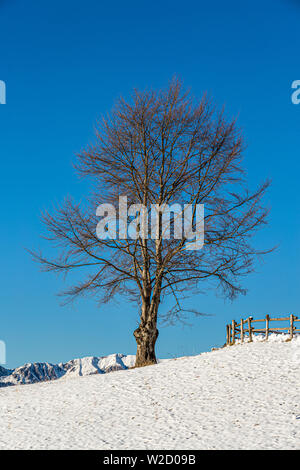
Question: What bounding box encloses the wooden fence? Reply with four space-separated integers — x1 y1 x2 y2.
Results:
226 314 300 346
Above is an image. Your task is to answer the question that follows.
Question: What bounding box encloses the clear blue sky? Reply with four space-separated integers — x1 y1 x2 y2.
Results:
0 0 299 368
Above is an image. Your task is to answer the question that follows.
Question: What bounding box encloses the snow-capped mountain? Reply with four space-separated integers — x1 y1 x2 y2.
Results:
0 354 136 388
0 366 13 378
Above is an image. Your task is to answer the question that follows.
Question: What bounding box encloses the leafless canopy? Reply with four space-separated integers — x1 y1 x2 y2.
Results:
32 79 270 366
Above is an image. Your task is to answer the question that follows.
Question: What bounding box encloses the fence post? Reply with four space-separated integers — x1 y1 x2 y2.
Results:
226 324 230 345
248 316 253 342
232 320 236 345
240 319 244 343
290 314 294 340
265 314 270 340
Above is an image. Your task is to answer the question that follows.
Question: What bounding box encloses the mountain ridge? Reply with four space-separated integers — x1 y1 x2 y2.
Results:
0 353 136 388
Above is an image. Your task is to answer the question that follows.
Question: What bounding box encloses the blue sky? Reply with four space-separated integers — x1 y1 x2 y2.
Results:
0 0 299 368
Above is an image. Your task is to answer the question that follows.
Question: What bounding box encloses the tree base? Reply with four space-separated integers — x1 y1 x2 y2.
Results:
131 360 157 369
134 324 159 368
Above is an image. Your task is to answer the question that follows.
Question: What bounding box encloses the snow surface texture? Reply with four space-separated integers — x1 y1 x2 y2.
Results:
0 334 299 450
0 354 136 387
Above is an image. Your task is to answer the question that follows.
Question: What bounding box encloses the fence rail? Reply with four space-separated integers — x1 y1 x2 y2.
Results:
226 314 300 345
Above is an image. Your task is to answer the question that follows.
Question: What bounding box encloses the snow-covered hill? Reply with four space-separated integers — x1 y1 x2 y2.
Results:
0 354 135 387
0 335 299 449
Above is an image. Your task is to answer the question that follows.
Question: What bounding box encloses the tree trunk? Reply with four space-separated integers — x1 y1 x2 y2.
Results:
134 321 159 367
134 294 160 367
134 269 161 367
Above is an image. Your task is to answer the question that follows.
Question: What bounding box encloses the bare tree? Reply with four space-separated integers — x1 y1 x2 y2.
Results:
32 79 270 367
